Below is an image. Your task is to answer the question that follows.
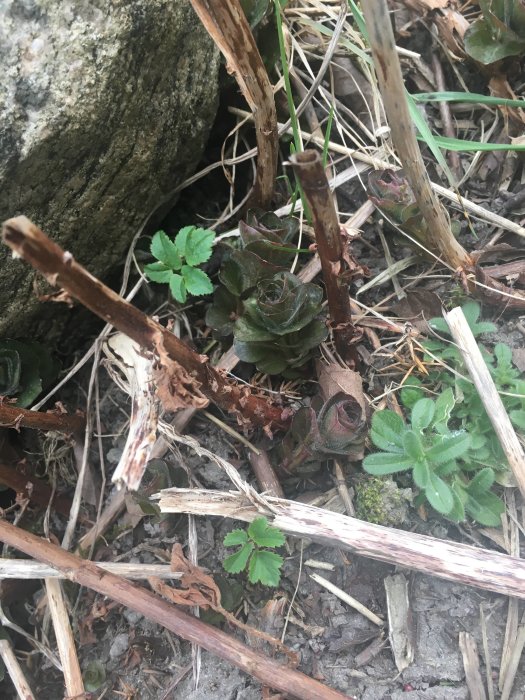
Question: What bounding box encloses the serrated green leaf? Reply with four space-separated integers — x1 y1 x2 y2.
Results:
150 231 182 269
403 430 425 460
434 388 455 425
169 274 186 303
400 379 424 409
248 549 283 586
144 262 173 284
494 343 512 366
426 432 471 464
411 398 435 432
424 472 454 514
447 488 466 522
224 529 249 546
465 491 505 526
181 265 213 297
184 227 215 266
363 452 413 475
369 410 406 451
510 410 525 430
223 542 254 574
247 517 285 547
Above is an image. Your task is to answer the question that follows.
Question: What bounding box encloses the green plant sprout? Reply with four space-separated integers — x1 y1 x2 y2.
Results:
223 516 285 587
363 391 505 526
144 227 215 304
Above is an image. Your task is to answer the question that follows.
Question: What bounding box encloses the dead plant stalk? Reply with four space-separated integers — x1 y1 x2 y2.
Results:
0 518 350 700
1 217 288 431
361 0 472 271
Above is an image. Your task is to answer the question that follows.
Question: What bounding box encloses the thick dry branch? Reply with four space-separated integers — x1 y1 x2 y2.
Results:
0 402 84 433
290 150 360 366
361 0 471 271
0 559 183 580
444 307 525 500
2 217 288 432
190 0 277 208
155 488 525 600
0 519 350 700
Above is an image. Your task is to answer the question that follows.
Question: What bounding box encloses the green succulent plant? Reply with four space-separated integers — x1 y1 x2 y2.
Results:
464 0 525 64
0 340 56 407
233 272 327 375
277 392 367 474
207 211 325 375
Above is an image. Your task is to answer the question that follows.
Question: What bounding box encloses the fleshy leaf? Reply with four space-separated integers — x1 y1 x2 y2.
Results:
150 231 182 270
248 549 283 587
248 517 285 548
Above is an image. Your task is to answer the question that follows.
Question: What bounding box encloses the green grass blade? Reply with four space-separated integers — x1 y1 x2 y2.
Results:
413 92 525 109
418 135 525 152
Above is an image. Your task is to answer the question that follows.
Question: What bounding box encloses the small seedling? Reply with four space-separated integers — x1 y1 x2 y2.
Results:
144 226 215 304
223 516 285 587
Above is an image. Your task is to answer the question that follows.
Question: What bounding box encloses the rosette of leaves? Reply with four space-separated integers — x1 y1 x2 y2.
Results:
0 340 56 407
464 0 525 64
277 392 367 474
363 390 505 526
233 271 328 374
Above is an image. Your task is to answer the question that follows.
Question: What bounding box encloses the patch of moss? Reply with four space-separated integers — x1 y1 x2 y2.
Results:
354 476 412 527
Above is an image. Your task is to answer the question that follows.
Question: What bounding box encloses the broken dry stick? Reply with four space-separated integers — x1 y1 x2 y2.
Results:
2 217 288 432
190 0 277 209
155 488 525 600
290 150 360 366
0 403 84 433
444 306 525 500
0 519 350 700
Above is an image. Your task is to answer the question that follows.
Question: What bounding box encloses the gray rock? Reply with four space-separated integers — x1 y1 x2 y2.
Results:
0 0 219 339
109 632 129 659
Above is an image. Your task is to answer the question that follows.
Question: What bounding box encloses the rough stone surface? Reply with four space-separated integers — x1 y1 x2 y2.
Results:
0 0 219 339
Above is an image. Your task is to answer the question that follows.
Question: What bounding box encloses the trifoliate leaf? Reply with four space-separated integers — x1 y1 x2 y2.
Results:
144 262 173 284
224 529 249 546
248 549 283 586
247 517 285 548
223 542 254 574
181 265 213 297
169 274 187 303
150 231 182 270
175 226 215 266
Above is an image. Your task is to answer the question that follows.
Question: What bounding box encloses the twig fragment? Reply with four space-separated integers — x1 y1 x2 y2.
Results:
0 638 36 700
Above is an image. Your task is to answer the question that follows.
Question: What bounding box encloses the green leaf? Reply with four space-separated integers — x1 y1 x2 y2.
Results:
424 472 454 515
426 432 471 464
150 231 182 269
169 274 186 303
403 430 425 460
412 91 525 109
369 410 406 451
223 542 254 574
510 410 525 430
181 266 213 297
467 467 495 497
400 379 424 409
411 398 435 432
413 459 430 488
176 226 215 266
143 262 173 284
363 452 413 475
248 549 283 586
248 516 285 547
83 660 106 692
447 487 466 522
465 492 505 526
464 17 525 64
434 388 455 426
224 529 249 546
